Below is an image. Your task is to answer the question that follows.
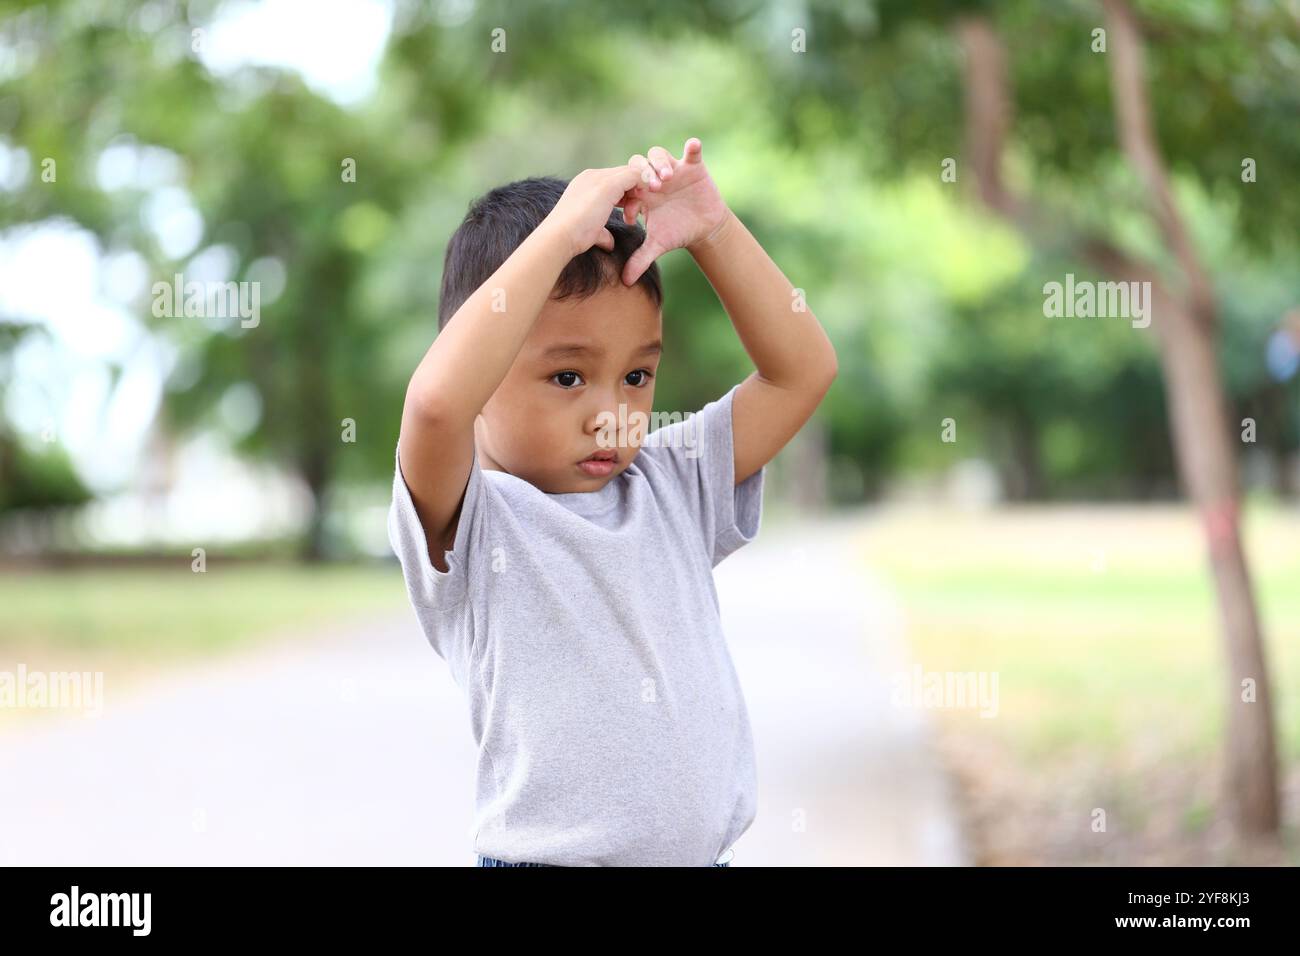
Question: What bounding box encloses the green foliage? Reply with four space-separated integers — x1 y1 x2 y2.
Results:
0 431 91 513
2 0 1298 551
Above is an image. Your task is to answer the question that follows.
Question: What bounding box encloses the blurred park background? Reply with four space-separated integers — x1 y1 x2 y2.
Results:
2 0 1299 865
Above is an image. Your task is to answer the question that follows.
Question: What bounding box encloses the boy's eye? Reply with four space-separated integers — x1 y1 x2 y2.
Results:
626 369 654 387
551 371 584 388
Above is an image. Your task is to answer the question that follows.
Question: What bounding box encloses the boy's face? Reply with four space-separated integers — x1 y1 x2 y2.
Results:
474 279 663 493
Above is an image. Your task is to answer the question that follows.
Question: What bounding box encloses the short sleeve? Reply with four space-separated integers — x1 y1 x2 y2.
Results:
387 441 484 611
639 383 765 567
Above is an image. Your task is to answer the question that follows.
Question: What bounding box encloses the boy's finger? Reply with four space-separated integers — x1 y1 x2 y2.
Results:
617 184 641 221
682 137 703 164
647 146 674 179
606 164 643 196
621 240 661 285
594 227 616 252
627 154 661 189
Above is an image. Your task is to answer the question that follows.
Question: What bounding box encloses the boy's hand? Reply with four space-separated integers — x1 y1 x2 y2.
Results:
544 164 647 259
619 137 731 285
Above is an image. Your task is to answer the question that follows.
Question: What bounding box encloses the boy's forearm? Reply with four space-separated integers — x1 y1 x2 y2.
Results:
406 221 572 426
687 210 837 388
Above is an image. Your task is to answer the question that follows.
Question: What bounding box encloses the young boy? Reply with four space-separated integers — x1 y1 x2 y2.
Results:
388 137 837 867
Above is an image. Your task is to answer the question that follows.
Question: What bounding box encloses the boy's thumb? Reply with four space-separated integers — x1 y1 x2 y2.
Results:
622 242 660 285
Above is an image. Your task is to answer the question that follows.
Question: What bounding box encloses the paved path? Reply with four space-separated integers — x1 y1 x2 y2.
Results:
0 511 968 866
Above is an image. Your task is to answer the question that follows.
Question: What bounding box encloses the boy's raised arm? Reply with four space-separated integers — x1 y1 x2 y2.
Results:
687 208 838 486
400 164 644 569
620 138 838 487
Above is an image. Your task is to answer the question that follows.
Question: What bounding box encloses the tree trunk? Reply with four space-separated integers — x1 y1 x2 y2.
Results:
1101 0 1279 841
295 257 339 564
300 479 329 563
957 3 1280 841
1006 415 1044 499
1143 284 1279 839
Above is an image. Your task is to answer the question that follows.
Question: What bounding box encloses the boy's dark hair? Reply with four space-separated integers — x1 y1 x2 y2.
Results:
437 176 662 331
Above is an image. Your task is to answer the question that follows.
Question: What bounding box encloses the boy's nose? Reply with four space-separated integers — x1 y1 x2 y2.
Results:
584 404 608 429
583 388 619 425
584 400 619 439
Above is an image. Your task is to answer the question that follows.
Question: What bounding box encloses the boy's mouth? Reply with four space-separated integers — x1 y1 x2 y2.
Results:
577 449 618 477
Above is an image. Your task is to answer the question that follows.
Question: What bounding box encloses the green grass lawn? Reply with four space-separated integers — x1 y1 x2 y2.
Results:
0 561 408 661
859 503 1300 863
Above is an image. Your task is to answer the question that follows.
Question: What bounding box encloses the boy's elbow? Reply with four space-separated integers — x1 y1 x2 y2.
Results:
404 380 435 419
404 380 456 429
787 348 835 401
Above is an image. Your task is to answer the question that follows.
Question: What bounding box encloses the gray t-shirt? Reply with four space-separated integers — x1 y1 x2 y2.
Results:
387 383 765 866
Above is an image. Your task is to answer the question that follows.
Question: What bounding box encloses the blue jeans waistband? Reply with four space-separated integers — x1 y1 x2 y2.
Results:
477 855 732 867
